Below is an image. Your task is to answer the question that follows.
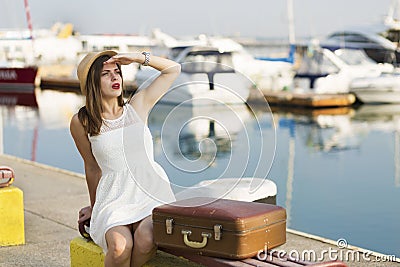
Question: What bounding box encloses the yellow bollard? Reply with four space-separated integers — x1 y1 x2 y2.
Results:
0 186 25 246
70 237 104 267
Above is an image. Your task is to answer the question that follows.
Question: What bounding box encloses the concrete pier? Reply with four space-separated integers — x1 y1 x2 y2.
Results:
0 154 398 267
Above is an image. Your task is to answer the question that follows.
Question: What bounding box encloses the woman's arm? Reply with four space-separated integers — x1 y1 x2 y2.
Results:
70 114 102 209
104 52 181 119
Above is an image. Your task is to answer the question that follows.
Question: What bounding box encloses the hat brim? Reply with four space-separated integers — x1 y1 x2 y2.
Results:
77 50 118 95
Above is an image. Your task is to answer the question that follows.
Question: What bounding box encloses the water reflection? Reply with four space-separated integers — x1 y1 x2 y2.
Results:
148 100 276 193
35 89 84 129
0 105 39 161
178 120 231 161
272 105 400 186
308 114 368 152
353 104 400 188
268 104 400 257
0 89 84 168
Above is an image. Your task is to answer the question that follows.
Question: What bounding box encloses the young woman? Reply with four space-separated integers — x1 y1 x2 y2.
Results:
70 50 181 267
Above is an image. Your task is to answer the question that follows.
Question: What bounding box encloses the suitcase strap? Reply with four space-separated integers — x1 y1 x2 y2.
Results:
181 230 212 249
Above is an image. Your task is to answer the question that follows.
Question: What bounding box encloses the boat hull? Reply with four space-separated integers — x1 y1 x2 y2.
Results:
350 88 400 104
0 66 38 106
350 74 400 104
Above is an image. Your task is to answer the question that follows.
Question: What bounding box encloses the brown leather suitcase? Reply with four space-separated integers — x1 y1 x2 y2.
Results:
152 197 286 259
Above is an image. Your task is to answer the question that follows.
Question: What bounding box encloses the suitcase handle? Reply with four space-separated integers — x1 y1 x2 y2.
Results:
0 167 15 188
181 230 211 249
78 218 92 241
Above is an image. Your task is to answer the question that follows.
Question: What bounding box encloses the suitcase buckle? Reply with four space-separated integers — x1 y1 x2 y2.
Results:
214 224 222 240
166 218 174 234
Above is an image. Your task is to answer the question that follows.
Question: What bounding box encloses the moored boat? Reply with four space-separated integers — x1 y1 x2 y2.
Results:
0 0 38 107
293 45 393 94
136 46 253 105
0 66 38 106
349 72 400 104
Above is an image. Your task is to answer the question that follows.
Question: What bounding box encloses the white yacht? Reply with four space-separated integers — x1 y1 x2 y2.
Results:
136 46 253 105
151 29 295 92
293 44 397 100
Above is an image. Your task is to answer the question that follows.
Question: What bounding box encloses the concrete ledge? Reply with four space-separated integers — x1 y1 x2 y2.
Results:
0 185 25 246
70 237 202 267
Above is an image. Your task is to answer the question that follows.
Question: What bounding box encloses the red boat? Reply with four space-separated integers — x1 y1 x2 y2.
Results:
0 66 38 106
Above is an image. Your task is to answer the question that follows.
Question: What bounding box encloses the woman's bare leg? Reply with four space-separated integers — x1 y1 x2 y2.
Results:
105 225 134 267
130 216 157 267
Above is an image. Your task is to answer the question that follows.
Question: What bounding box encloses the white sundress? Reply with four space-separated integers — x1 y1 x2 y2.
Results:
88 104 176 253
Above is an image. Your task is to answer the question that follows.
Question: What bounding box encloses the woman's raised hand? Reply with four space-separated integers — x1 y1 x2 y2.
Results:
104 53 142 65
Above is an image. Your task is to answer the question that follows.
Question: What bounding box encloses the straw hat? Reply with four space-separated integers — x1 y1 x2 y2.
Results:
77 50 117 95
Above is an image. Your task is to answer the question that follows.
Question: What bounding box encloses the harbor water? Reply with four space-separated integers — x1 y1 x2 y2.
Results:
1 88 399 259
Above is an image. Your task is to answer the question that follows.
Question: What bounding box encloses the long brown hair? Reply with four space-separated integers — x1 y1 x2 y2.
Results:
78 55 125 136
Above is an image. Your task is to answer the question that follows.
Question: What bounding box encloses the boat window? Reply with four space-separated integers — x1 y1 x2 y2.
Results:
328 33 371 43
168 46 190 59
334 49 375 65
103 46 119 51
181 52 233 73
382 29 400 44
297 50 339 75
81 40 88 50
343 34 369 43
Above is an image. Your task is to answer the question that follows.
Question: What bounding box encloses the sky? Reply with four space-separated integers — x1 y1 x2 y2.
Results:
0 0 396 40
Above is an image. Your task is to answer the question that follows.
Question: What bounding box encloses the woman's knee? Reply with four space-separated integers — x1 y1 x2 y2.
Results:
108 240 133 261
106 227 134 262
134 222 155 254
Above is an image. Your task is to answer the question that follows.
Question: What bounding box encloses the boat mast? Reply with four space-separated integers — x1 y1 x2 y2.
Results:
386 0 400 29
287 0 296 45
24 0 34 40
23 0 35 64
286 0 296 64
